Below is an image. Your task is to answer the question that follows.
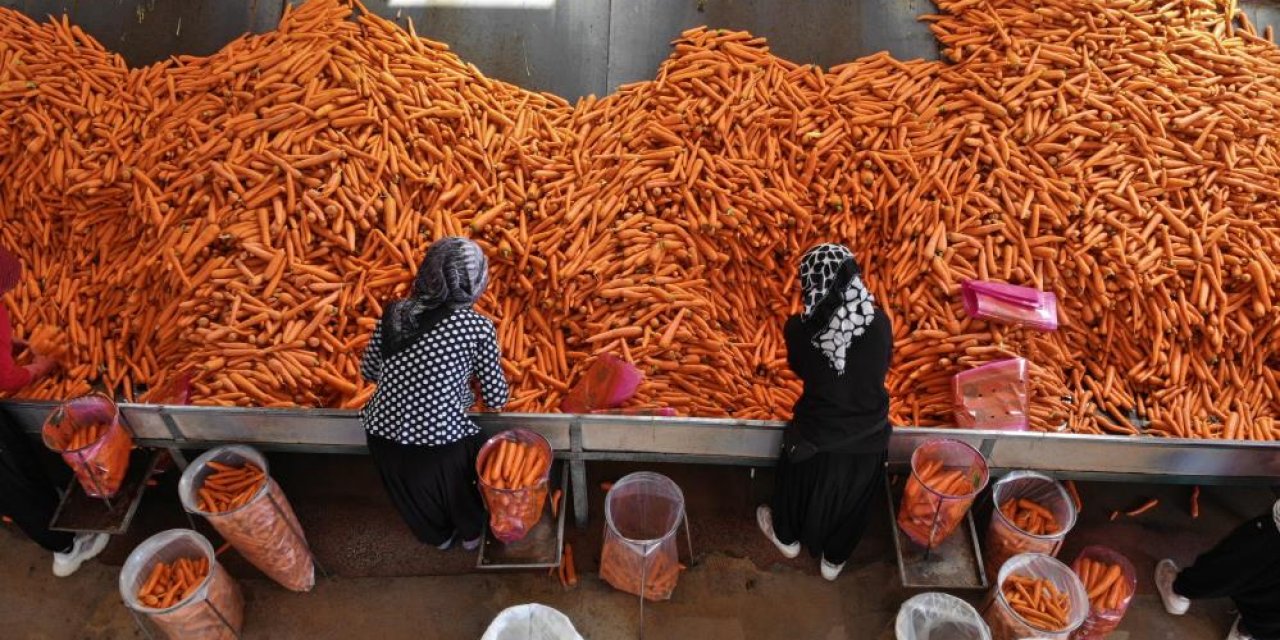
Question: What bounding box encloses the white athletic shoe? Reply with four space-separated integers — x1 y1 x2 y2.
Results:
756 505 800 559
436 534 456 551
820 557 845 582
52 532 109 578
1227 616 1254 640
1155 559 1191 616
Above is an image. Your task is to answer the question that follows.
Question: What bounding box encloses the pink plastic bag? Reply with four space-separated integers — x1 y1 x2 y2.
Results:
962 280 1058 331
1069 546 1137 639
560 354 642 413
42 394 134 498
953 358 1029 430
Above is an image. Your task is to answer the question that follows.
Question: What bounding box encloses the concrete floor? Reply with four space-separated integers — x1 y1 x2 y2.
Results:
2 453 1275 639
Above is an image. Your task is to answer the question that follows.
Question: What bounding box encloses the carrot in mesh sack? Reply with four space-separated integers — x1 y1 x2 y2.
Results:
1070 546 1137 638
481 440 549 490
478 432 553 543
1002 574 1071 632
197 462 267 513
61 422 107 451
599 534 682 601
137 557 210 609
183 449 315 593
898 453 978 546
999 498 1062 536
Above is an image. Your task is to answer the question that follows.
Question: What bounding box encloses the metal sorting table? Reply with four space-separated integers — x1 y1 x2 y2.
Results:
3 400 1278 528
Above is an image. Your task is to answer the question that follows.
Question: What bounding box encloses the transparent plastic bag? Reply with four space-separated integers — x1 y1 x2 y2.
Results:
984 471 1078 584
984 553 1088 640
481 604 584 640
42 393 134 498
561 354 643 413
1069 546 1137 639
179 445 315 592
119 529 244 640
897 439 990 548
954 358 1030 431
477 429 552 543
600 472 686 601
895 592 992 640
962 280 1059 332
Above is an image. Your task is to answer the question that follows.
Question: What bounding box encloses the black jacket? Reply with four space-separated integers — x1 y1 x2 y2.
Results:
783 309 893 460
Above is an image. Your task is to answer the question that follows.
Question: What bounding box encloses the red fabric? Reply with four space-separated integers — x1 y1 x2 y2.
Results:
0 305 32 392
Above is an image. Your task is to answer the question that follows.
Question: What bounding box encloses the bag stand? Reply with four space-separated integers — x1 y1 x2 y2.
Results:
265 489 329 578
50 448 162 535
635 512 695 640
127 597 243 640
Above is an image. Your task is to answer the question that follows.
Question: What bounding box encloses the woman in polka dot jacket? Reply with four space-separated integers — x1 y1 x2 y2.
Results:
360 237 509 551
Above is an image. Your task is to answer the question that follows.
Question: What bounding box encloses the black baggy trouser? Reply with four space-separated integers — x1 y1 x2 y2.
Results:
0 417 73 553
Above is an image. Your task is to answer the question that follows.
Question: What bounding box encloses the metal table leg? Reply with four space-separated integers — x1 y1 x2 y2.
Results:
570 419 589 529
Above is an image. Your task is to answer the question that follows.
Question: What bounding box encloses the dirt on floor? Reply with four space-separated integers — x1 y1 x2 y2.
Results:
1 454 1274 639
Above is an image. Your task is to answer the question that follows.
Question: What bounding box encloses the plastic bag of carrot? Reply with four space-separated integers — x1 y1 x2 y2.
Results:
1068 546 1137 640
983 553 1088 640
179 445 315 592
119 529 244 640
983 471 1078 584
897 439 989 548
41 394 133 498
477 429 553 543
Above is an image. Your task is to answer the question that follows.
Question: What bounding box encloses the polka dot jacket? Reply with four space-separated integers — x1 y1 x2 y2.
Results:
359 309 509 446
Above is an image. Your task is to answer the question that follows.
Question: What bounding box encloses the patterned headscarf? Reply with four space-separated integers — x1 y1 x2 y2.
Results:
799 244 876 375
387 237 489 337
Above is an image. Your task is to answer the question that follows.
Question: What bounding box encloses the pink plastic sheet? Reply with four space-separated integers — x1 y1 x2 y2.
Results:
560 354 642 413
953 358 1029 431
962 280 1059 331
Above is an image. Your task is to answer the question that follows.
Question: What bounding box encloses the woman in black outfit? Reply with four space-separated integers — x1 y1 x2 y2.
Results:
757 243 893 581
360 237 509 551
1155 498 1280 640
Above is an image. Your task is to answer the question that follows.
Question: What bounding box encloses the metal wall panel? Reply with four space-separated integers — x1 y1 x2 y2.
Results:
291 0 612 100
1242 0 1280 37
12 0 283 67
605 0 940 93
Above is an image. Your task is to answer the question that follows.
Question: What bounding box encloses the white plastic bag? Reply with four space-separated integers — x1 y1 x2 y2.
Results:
481 604 583 640
896 592 991 640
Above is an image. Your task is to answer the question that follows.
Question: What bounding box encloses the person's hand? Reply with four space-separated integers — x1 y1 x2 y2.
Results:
26 354 57 380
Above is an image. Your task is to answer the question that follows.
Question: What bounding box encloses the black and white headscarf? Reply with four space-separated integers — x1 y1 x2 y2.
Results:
799 244 876 375
383 236 489 356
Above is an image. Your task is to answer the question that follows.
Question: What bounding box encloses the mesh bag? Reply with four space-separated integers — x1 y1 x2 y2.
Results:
179 445 315 592
119 529 244 640
600 472 686 601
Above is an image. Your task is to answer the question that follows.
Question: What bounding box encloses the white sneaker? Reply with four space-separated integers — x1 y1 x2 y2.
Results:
1155 559 1191 615
52 532 110 578
820 557 845 581
1227 616 1254 640
756 505 800 559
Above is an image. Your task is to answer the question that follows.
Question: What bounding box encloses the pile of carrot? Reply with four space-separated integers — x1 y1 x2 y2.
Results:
2 0 1279 440
1001 574 1071 632
137 557 210 609
196 462 267 513
999 498 1061 536
480 439 550 490
57 422 107 451
1076 558 1129 612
